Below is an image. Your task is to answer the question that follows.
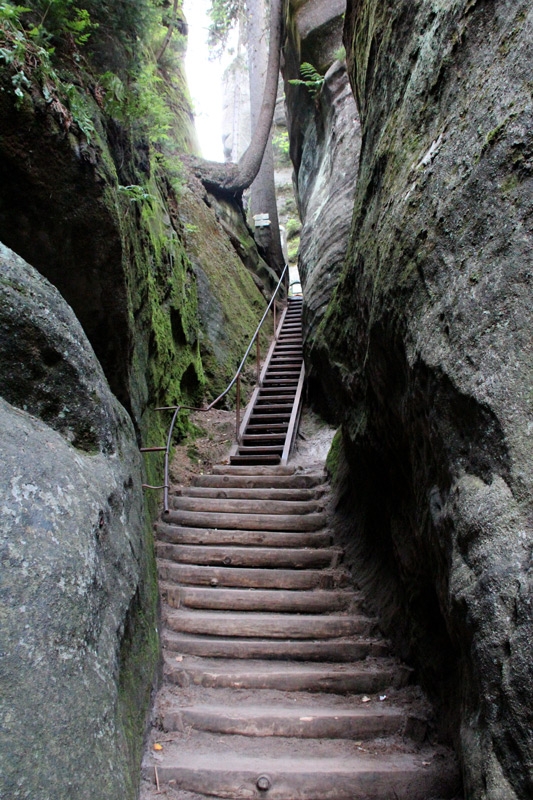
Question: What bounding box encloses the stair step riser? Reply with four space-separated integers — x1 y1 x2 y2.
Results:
164 612 373 640
212 465 296 475
162 633 389 661
163 510 327 531
175 487 321 501
156 523 332 548
165 664 411 694
156 543 340 569
230 455 281 465
157 561 346 589
161 586 352 613
191 474 324 488
143 761 458 800
169 497 323 515
164 708 405 740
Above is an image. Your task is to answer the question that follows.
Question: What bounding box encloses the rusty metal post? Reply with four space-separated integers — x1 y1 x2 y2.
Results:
273 300 277 338
256 337 261 384
236 373 241 441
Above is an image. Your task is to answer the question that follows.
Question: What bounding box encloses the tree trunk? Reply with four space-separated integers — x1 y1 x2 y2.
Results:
247 0 285 271
187 0 283 196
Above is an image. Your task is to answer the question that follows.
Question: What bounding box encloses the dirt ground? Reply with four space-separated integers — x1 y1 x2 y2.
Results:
168 405 337 489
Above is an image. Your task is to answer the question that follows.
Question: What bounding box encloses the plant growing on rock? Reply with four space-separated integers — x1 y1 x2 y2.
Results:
289 61 325 99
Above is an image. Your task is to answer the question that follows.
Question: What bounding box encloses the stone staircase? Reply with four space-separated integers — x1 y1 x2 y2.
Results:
141 464 461 800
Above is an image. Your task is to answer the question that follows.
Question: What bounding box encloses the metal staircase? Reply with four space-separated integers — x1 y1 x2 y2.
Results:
230 296 304 466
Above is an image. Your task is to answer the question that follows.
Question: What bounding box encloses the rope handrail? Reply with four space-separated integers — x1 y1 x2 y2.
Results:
141 263 289 513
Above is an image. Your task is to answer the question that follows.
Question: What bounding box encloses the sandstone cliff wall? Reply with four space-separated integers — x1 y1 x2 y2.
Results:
283 0 360 414
310 2 533 797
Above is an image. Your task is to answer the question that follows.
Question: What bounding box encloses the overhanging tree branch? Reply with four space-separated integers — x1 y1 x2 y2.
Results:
187 0 283 196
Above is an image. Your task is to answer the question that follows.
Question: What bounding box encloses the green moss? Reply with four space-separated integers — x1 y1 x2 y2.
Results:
117 525 159 800
500 173 519 194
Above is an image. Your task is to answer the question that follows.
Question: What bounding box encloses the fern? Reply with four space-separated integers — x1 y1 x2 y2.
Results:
288 61 324 99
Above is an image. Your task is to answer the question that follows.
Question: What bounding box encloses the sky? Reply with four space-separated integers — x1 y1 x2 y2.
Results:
183 0 226 162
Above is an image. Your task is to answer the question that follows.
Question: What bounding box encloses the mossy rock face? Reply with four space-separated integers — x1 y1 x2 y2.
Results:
315 2 533 797
177 178 273 401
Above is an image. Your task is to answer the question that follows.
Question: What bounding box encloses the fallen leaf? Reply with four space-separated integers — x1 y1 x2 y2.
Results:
379 695 387 701
153 743 163 751
361 695 371 703
175 655 183 662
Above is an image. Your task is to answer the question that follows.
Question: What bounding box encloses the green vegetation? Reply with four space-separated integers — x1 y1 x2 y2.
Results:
289 61 325 99
207 0 243 58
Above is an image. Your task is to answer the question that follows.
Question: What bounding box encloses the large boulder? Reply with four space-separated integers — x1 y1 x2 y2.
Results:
315 1 533 797
0 243 154 800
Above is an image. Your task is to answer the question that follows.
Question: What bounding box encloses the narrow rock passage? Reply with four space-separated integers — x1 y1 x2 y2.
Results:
141 462 461 799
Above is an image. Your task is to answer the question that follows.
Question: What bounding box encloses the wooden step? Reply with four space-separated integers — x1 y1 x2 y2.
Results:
156 543 341 569
157 561 346 589
162 631 389 661
175 486 321 501
241 434 287 444
163 703 406 739
156 521 332 547
160 585 354 612
249 413 292 422
230 454 281 465
190 473 325 489
212 465 295 475
164 610 375 639
164 657 412 693
245 423 290 432
163 509 327 533
169 496 323 515
234 446 284 455
143 746 460 800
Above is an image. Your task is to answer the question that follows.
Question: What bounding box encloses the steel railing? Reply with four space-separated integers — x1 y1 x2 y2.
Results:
141 263 289 513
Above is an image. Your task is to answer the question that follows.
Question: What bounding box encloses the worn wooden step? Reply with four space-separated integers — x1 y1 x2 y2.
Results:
259 384 298 396
157 560 346 589
230 454 281 465
241 434 287 444
162 631 389 661
164 656 412 693
251 404 298 414
156 521 332 547
156 543 341 569
190 473 325 489
211 465 295 475
163 508 327 532
254 394 293 406
245 423 290 432
160 585 354 613
163 703 406 740
175 486 321 501
249 413 291 422
164 610 375 639
157 561 347 590
143 747 460 800
234 447 284 456
169 496 323 515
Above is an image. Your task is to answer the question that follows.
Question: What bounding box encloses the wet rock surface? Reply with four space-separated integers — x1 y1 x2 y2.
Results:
310 1 533 797
0 246 150 800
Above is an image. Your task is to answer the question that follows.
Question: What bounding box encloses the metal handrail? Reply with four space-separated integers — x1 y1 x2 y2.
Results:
141 263 289 513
